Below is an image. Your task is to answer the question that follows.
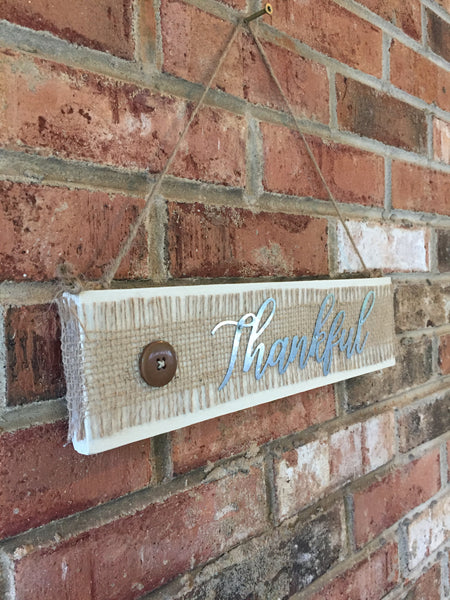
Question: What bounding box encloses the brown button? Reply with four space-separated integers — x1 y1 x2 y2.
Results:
139 341 177 387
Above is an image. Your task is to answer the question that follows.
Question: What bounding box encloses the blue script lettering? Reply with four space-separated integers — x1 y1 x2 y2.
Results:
211 291 376 390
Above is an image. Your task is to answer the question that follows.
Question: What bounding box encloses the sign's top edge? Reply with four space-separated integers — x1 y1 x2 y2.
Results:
62 277 392 304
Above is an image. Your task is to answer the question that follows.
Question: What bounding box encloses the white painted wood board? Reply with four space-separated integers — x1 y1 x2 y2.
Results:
58 278 396 454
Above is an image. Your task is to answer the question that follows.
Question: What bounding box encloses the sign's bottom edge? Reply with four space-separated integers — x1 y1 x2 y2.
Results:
73 357 395 455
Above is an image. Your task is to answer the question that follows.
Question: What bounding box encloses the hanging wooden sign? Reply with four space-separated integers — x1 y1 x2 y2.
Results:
59 278 395 454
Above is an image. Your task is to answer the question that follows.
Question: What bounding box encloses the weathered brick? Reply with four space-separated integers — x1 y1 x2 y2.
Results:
161 3 329 123
433 117 450 164
394 282 448 332
309 543 398 600
336 221 429 273
0 51 245 187
172 386 335 474
148 504 344 600
439 334 450 374
336 76 427 153
353 450 441 547
275 438 330 521
398 392 450 452
332 415 395 481
220 0 246 10
437 230 450 271
329 424 363 485
407 494 450 569
404 564 441 600
14 468 267 600
361 412 395 474
427 9 450 63
167 203 328 278
0 0 134 59
434 0 450 11
346 336 433 410
0 421 151 539
0 182 149 282
5 304 65 406
262 123 385 206
392 161 450 216
270 0 382 77
275 414 394 521
448 440 450 477
390 40 450 111
358 0 421 39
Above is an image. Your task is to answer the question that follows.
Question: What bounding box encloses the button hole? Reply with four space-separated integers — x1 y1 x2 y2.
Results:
157 357 166 370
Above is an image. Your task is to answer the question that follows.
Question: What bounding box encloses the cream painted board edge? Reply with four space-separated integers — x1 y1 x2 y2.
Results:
60 278 396 455
73 358 394 455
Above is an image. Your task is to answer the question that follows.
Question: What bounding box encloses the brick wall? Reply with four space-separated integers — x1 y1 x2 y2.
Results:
0 0 449 598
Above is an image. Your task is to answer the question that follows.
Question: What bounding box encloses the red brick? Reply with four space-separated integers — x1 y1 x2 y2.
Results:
358 0 421 40
136 0 158 64
392 161 450 216
353 450 441 547
0 51 245 187
439 334 450 374
0 182 148 282
167 202 329 278
309 543 398 600
0 0 134 59
163 0 245 58
161 4 329 123
0 51 179 169
16 542 94 600
161 0 242 96
406 564 441 600
172 385 336 474
175 106 245 187
270 0 382 77
427 9 450 63
245 41 329 124
14 467 267 600
262 123 385 206
390 40 450 111
434 117 450 164
5 304 65 406
0 421 151 539
336 76 427 153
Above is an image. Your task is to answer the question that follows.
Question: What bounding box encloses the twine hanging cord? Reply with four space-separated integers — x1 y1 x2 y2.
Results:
93 5 367 290
98 22 241 289
247 24 367 272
